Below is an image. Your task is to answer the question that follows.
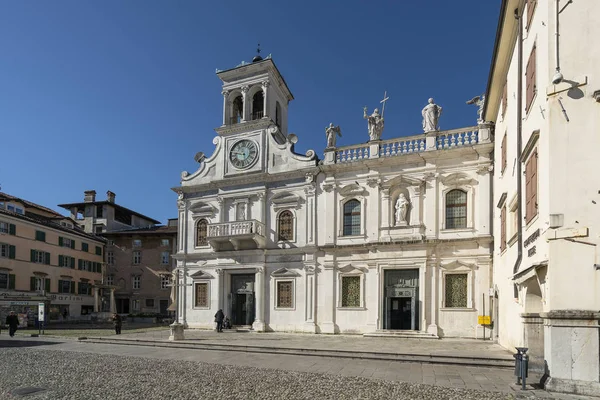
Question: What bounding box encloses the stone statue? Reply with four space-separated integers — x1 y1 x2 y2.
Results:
422 98 442 133
395 193 410 226
363 107 384 141
466 94 486 124
325 123 342 148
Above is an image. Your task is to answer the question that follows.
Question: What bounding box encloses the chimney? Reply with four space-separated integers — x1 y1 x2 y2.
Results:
107 191 116 203
84 190 96 203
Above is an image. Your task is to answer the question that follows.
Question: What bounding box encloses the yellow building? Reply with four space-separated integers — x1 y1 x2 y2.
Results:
0 192 104 325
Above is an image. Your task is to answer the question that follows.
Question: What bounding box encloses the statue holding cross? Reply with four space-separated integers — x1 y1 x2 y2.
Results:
363 91 389 141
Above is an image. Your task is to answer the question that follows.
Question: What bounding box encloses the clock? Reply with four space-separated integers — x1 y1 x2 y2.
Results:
229 139 259 169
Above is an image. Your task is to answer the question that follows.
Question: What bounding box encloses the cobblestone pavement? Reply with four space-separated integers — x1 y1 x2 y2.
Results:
0 336 591 399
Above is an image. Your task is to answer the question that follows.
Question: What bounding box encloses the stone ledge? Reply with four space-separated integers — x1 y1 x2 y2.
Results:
540 310 600 320
546 377 600 397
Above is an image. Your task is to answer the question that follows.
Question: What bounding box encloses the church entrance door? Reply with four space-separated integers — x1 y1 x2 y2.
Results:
229 274 255 326
389 297 412 330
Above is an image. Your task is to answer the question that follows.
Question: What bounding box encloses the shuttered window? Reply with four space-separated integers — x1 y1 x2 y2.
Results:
526 0 537 30
525 46 537 112
501 134 507 174
525 150 538 223
500 207 507 252
502 81 508 117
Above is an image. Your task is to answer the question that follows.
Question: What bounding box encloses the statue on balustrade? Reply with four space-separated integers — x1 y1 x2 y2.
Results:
395 193 410 226
325 123 342 148
363 107 384 141
422 98 442 133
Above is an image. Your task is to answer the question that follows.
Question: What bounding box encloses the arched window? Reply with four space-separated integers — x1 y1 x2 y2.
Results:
275 102 282 128
252 91 264 120
196 219 208 246
343 199 361 236
445 190 467 229
231 96 243 124
278 210 294 241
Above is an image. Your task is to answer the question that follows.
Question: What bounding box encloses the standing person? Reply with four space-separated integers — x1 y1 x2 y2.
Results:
112 313 122 335
214 309 224 333
5 311 19 337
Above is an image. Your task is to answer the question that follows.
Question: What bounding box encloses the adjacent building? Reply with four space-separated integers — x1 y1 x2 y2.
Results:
0 192 104 324
173 55 494 338
59 190 176 316
484 0 600 395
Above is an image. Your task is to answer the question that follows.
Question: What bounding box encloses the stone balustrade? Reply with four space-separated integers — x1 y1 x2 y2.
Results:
326 124 490 165
208 220 265 238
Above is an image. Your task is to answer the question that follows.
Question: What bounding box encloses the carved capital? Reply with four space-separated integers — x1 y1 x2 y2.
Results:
241 86 250 94
366 177 380 188
215 268 223 277
177 200 185 209
303 264 316 274
304 185 316 197
216 196 224 206
255 266 265 274
221 90 230 97
261 80 270 89
476 164 494 175
322 182 335 193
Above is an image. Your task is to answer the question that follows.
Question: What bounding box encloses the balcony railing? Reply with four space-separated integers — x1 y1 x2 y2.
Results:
208 220 265 238
251 110 264 120
330 126 486 164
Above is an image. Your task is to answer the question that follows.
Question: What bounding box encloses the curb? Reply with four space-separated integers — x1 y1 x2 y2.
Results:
78 337 514 369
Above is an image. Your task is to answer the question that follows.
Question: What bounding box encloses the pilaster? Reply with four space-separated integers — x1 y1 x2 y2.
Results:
426 260 440 336
303 259 317 333
241 86 249 122
261 81 269 118
319 261 338 334
252 266 266 332
222 90 229 126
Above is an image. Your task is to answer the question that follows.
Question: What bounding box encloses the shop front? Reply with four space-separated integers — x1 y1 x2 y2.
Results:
0 290 49 327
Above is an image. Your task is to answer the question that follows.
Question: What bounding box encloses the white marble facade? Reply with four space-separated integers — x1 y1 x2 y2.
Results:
173 57 494 338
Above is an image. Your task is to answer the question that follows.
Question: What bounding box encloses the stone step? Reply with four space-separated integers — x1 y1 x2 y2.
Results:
79 337 514 369
363 330 439 339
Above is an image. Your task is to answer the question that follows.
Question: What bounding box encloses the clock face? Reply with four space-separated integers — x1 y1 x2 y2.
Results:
229 139 259 169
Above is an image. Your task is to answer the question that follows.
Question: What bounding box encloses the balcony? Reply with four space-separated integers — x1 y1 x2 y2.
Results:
207 220 266 251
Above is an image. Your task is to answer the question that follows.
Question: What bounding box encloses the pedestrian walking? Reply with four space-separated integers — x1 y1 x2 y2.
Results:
214 309 224 332
5 311 19 337
112 313 122 335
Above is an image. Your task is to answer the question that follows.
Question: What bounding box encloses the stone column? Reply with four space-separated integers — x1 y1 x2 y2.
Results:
222 90 229 125
182 261 188 327
320 261 337 334
109 288 116 314
257 193 265 223
241 86 249 122
252 267 266 332
94 287 99 312
427 261 439 336
261 81 269 118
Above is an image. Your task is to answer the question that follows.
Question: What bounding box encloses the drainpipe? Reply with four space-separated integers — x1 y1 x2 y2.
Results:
552 0 564 84
512 6 524 290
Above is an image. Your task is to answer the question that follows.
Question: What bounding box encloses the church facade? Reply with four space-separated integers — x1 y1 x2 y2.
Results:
173 56 494 338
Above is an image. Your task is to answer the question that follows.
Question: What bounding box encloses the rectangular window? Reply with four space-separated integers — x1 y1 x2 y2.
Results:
525 150 538 223
133 275 141 290
276 281 293 308
0 222 7 234
34 277 44 292
341 276 361 308
161 251 170 265
106 275 114 286
445 274 468 308
161 239 170 247
194 282 209 308
78 282 91 295
0 272 8 289
95 226 103 234
145 299 155 308
132 299 140 311
81 242 89 252
0 243 15 259
35 230 46 242
501 134 507 174
525 46 537 112
59 255 72 268
161 275 171 290
500 207 507 252
133 251 141 265
132 239 142 248
107 251 114 265
95 246 102 256
58 280 72 294
32 250 47 264
96 206 103 218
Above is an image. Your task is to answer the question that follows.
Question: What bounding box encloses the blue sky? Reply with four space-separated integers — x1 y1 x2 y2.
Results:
0 1 500 224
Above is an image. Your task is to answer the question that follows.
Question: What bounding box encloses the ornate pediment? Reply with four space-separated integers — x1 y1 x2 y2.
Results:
381 174 424 190
440 260 477 271
338 264 367 274
339 183 366 198
271 268 301 277
189 271 214 280
270 192 301 210
189 201 217 218
440 172 477 186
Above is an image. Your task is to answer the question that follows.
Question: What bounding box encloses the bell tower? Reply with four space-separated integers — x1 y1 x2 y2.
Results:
215 50 293 137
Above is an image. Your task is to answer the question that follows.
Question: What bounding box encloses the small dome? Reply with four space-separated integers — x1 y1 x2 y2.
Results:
252 55 263 62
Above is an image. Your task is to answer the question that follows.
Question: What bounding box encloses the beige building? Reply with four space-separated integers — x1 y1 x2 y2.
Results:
0 192 104 324
59 190 176 316
485 0 600 395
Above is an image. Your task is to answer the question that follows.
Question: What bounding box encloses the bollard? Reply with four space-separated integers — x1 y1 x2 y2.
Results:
514 347 529 390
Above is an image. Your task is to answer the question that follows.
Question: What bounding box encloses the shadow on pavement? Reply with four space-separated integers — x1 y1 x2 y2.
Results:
0 339 62 348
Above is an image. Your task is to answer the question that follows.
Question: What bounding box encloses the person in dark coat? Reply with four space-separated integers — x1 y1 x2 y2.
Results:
214 309 224 332
112 313 122 335
5 311 19 337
